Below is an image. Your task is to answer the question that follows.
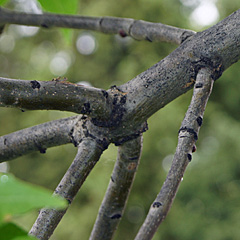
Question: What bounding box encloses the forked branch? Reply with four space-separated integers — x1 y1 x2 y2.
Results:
0 7 195 44
90 136 143 240
135 68 214 240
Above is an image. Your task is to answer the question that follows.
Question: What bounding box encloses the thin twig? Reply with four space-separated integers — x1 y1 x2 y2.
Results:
135 68 214 240
90 136 143 240
0 7 195 44
29 138 106 240
0 77 111 119
0 116 79 162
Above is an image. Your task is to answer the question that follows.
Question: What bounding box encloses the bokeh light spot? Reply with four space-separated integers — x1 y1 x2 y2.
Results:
76 33 97 55
190 2 219 27
50 51 72 76
0 35 15 53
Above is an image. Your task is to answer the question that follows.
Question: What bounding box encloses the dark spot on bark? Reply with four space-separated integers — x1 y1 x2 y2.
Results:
38 147 46 154
110 85 117 89
96 137 109 151
81 102 91 114
30 80 41 89
192 145 197 153
196 116 203 126
180 31 195 43
112 97 118 106
153 202 162 208
69 128 78 147
4 138 7 145
101 90 108 99
187 153 192 161
129 156 139 160
0 25 5 35
41 23 49 28
111 214 122 219
119 29 127 37
195 82 203 88
120 95 126 104
80 118 109 150
111 176 115 182
179 127 198 140
146 36 152 42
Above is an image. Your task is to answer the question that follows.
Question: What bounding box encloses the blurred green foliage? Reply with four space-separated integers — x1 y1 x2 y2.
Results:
0 0 240 239
0 173 66 239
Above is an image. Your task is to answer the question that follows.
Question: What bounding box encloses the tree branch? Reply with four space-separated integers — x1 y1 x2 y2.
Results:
0 116 80 162
90 136 143 240
135 67 214 240
119 9 240 126
29 138 106 240
0 77 111 119
0 7 195 44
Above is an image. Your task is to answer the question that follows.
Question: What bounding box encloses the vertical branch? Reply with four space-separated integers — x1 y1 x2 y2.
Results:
135 68 214 240
90 136 143 240
29 138 105 240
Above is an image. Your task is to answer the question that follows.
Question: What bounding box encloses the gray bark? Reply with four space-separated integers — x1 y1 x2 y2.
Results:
90 136 143 240
135 67 214 239
0 116 79 162
0 6 239 240
119 9 240 126
0 7 195 44
29 138 105 240
0 77 111 118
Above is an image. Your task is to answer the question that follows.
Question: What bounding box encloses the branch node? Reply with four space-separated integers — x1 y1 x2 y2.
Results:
110 214 122 219
152 202 162 208
30 80 41 89
178 127 198 141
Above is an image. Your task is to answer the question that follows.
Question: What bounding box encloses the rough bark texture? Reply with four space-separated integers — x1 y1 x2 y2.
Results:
0 77 111 118
0 116 78 162
0 7 239 240
135 68 214 240
119 10 240 126
90 136 143 240
0 7 195 44
29 138 105 240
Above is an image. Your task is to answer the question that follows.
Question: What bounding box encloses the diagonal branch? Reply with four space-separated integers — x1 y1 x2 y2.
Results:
135 67 214 240
90 135 143 240
0 77 111 119
119 9 240 127
0 115 80 162
29 138 107 240
0 7 195 44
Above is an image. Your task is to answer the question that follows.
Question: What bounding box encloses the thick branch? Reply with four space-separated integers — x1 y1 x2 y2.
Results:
0 77 111 118
0 7 195 44
135 68 214 240
119 9 240 126
29 138 105 240
0 116 80 162
90 136 143 240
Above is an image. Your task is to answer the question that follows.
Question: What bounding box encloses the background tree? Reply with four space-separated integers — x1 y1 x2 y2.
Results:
0 0 240 240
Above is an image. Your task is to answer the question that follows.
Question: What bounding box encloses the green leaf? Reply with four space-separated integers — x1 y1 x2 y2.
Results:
0 0 8 6
0 174 67 220
0 222 37 240
37 0 79 43
37 0 78 14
